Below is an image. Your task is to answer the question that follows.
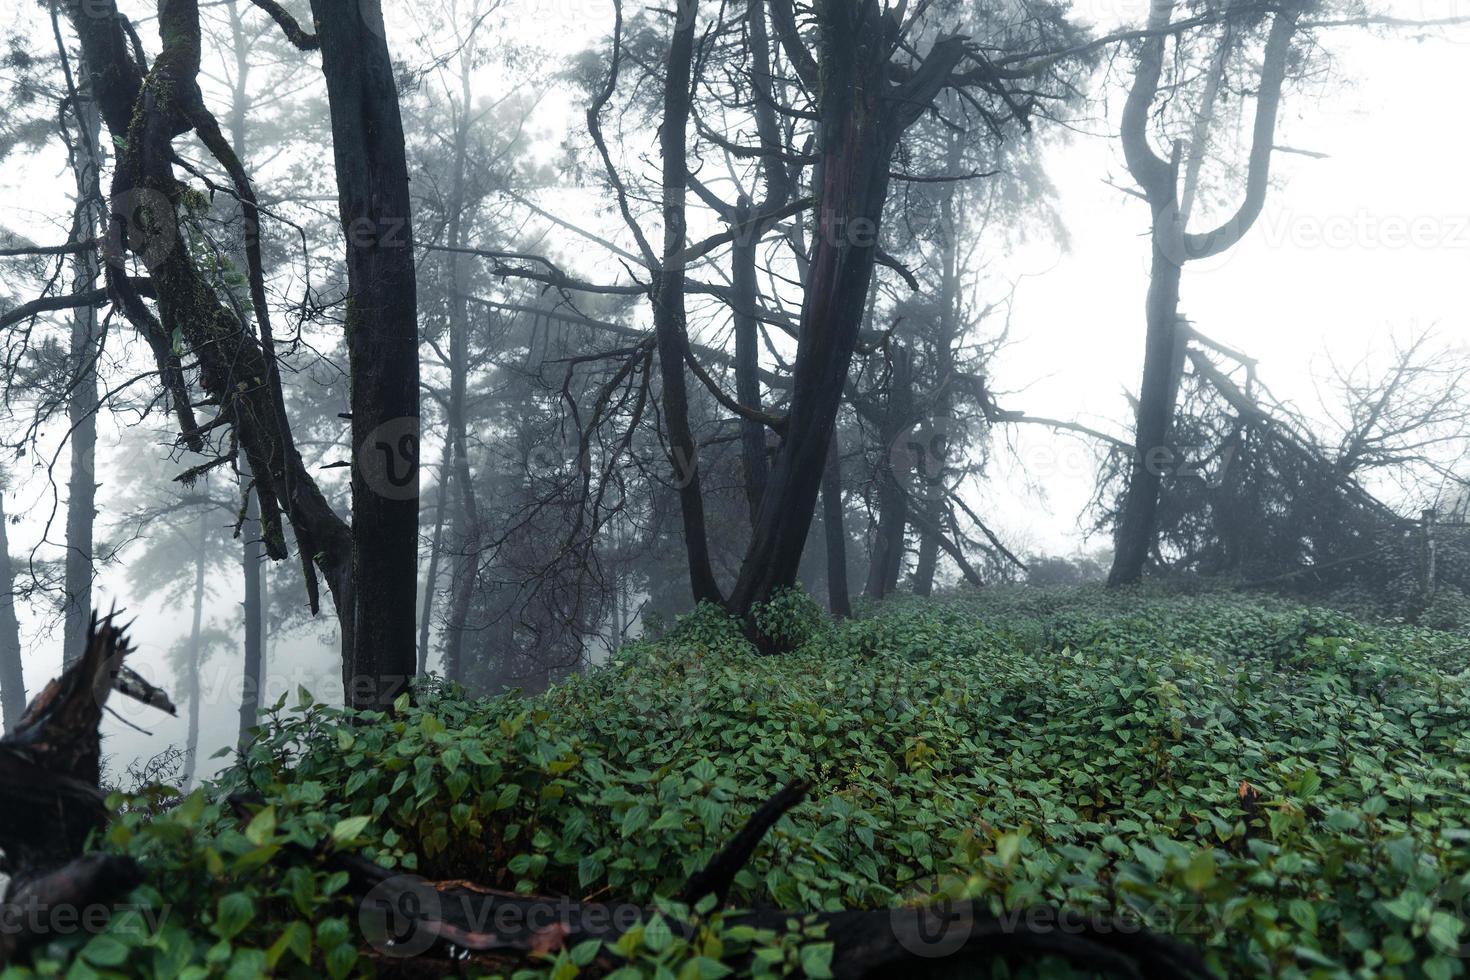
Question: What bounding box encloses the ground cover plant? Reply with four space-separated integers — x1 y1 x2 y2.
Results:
7 586 1470 979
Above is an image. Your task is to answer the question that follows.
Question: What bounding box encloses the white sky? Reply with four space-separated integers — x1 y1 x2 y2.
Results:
0 0 1466 776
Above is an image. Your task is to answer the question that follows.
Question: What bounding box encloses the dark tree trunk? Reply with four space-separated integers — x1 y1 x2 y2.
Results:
820 434 852 618
725 3 964 625
0 492 25 732
730 0 788 525
652 0 724 606
732 222 769 526
1108 248 1185 587
864 344 913 600
308 0 422 706
66 0 357 706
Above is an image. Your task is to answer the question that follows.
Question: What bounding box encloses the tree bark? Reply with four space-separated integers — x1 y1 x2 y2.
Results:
182 518 207 790
65 0 356 699
307 0 422 706
820 433 852 618
0 492 26 732
864 344 912 600
418 438 453 675
239 458 264 747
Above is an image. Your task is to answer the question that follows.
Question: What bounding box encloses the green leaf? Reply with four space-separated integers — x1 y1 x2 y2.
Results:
331 815 371 847
244 805 276 846
799 941 834 979
214 892 255 941
1183 849 1216 891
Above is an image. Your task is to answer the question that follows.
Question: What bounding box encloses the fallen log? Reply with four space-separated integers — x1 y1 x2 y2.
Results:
0 613 172 963
233 785 1210 979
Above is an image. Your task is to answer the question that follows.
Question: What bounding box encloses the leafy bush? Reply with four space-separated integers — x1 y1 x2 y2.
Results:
10 587 1470 978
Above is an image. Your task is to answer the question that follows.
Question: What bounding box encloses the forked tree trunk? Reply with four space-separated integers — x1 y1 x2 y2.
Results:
725 2 964 627
1108 4 1297 586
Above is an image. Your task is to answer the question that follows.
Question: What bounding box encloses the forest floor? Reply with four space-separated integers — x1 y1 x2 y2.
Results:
22 586 1470 978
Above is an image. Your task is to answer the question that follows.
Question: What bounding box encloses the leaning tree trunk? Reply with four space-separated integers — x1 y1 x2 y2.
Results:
0 491 25 732
308 0 422 707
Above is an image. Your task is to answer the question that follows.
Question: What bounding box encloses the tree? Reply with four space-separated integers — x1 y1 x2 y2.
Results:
1108 0 1304 586
62 0 420 708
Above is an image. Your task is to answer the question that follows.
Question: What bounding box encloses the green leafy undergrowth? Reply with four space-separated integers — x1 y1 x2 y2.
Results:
9 587 1470 979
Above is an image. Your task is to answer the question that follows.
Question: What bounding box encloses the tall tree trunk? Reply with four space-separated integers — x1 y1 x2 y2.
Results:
732 221 769 526
820 434 852 618
651 0 724 606
224 2 264 746
864 344 912 600
0 491 26 732
442 52 482 685
308 0 422 706
417 437 452 675
730 0 789 525
1109 245 1186 587
181 518 207 789
725 3 964 625
62 55 104 666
